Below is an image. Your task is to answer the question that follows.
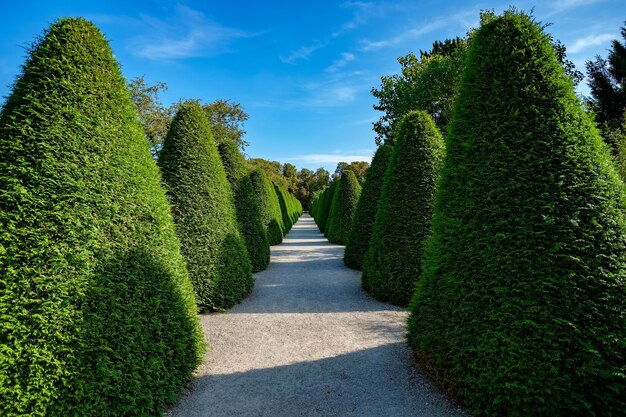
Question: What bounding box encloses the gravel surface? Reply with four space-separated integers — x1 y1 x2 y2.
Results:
167 214 466 417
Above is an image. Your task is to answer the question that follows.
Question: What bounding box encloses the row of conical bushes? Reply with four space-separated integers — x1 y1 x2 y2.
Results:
0 18 300 416
343 10 624 417
310 170 361 245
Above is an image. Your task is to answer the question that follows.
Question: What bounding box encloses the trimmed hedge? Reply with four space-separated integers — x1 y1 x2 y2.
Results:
218 140 270 272
0 18 203 416
362 112 443 304
408 11 626 417
159 101 253 310
343 144 393 270
274 184 293 232
319 181 337 234
326 170 362 245
250 169 284 245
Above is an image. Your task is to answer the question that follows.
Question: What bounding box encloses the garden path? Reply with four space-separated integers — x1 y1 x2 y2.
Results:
167 214 465 417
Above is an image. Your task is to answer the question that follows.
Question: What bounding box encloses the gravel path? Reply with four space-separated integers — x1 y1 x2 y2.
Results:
167 214 466 417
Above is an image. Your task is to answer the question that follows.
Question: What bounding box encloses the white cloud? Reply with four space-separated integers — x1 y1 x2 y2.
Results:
568 33 614 53
280 41 325 64
325 52 356 72
546 0 607 14
359 9 476 52
106 5 253 60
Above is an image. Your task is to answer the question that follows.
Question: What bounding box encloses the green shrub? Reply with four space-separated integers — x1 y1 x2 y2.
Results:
274 184 293 233
0 18 203 416
362 112 444 304
218 140 270 272
344 144 394 270
159 101 253 310
408 11 626 417
326 170 362 244
250 169 284 245
319 181 337 234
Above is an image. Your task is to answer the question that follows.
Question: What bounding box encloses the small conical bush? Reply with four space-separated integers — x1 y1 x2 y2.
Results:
0 18 203 416
408 11 626 417
274 184 293 233
362 111 444 304
250 169 284 245
327 170 362 244
344 144 394 270
320 181 337 234
159 101 253 310
218 140 270 272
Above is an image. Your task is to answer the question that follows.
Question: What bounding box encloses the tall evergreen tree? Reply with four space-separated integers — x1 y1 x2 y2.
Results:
344 144 394 270
0 18 203 416
319 181 337 234
362 111 444 305
159 101 253 310
586 22 626 139
408 11 626 416
218 140 270 272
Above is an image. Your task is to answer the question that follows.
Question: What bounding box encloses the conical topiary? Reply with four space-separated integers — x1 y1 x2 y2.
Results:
408 11 626 417
344 144 394 270
274 184 293 233
250 169 284 245
0 18 203 416
159 101 253 310
326 170 362 244
362 111 444 305
320 181 337 234
218 140 270 272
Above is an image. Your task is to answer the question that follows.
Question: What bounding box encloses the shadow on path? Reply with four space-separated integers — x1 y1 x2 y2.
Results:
167 215 466 417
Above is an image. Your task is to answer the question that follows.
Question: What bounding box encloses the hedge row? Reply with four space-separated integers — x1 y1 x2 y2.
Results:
273 183 303 233
343 144 393 270
0 17 300 416
362 111 444 306
326 170 362 244
0 18 203 416
311 180 336 234
405 11 626 417
159 102 253 311
218 140 270 272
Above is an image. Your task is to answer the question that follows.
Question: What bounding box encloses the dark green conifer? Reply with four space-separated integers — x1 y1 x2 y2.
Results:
326 171 362 244
274 184 293 233
218 140 270 272
0 18 203 416
250 169 284 245
408 11 626 416
159 102 253 310
344 144 394 270
362 111 444 304
319 181 337 234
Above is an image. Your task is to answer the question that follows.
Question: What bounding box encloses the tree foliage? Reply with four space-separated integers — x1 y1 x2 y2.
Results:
408 11 626 417
372 16 582 146
371 38 468 145
202 99 249 151
0 18 203 416
247 158 289 190
332 161 369 184
586 22 626 151
159 101 253 311
343 144 393 270
362 111 444 305
127 75 172 156
218 140 270 272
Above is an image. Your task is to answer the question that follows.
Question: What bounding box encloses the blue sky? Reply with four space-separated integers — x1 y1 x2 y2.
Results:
1 1 624 173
